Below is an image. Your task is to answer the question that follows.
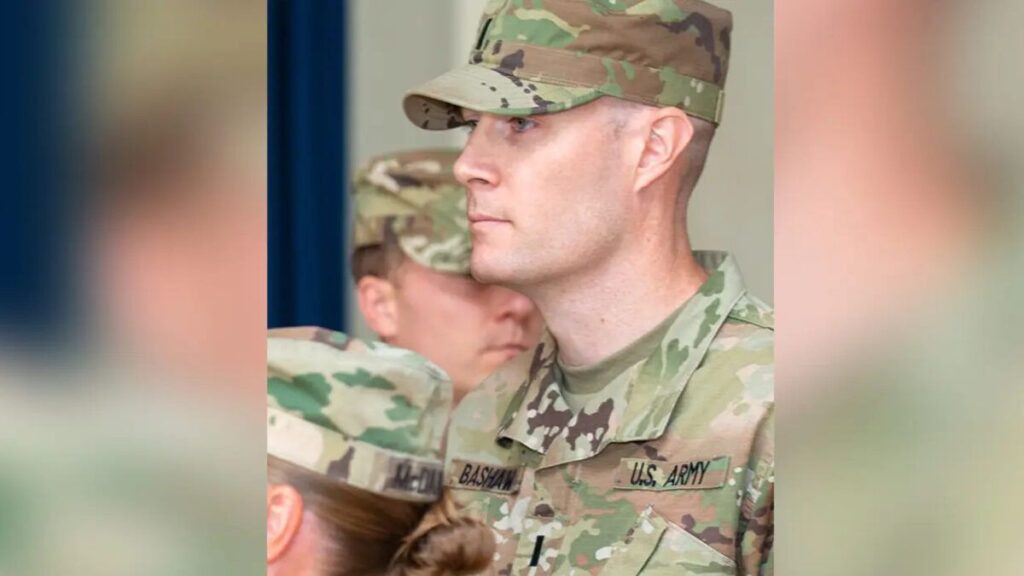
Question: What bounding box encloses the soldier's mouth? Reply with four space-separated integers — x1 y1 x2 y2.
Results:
467 212 509 224
485 343 529 357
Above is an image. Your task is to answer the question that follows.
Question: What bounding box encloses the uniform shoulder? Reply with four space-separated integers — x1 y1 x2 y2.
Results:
700 293 774 405
727 293 774 330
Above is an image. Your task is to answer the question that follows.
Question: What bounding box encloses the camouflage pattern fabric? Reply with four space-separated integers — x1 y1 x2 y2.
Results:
404 0 732 130
267 326 453 502
445 252 774 574
351 148 471 275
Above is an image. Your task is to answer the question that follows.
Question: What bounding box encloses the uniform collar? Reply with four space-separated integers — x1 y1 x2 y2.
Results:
496 251 747 469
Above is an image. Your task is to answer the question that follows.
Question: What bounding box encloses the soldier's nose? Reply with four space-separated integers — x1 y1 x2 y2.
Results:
455 129 499 189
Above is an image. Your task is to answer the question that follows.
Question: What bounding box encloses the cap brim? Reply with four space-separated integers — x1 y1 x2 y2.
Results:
403 64 602 131
398 234 472 276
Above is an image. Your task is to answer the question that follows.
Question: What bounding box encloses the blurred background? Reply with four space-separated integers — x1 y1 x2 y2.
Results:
2 1 266 574
777 0 1024 574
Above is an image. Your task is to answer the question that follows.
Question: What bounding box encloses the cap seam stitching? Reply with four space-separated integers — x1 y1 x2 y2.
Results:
478 41 723 91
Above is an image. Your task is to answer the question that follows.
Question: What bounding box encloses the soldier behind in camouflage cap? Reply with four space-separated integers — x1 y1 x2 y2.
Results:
266 326 494 576
403 1 773 574
351 148 543 403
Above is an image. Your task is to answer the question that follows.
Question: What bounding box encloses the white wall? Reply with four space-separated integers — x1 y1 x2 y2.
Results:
687 0 774 303
347 1 463 339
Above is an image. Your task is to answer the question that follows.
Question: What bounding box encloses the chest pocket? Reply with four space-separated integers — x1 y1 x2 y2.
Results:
601 508 736 576
507 504 737 576
503 504 675 575
633 513 737 575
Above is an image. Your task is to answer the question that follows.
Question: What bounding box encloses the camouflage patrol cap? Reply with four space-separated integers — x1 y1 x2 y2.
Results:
404 0 732 130
351 148 471 275
267 326 453 502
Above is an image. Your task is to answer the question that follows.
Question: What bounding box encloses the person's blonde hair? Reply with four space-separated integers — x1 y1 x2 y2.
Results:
268 456 494 576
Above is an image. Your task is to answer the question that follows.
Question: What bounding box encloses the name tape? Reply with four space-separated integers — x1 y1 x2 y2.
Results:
383 458 445 499
615 456 731 491
448 459 524 495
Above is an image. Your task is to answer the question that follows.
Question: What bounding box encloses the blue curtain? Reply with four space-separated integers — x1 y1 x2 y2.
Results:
268 0 349 331
0 2 73 348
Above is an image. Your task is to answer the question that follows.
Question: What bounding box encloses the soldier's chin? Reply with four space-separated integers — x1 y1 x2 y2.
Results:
468 255 502 284
469 251 516 286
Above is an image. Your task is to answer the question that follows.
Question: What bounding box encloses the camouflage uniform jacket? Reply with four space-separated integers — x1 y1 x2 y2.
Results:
445 252 773 575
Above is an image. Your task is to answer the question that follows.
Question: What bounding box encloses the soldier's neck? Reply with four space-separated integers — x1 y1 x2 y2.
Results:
532 237 708 367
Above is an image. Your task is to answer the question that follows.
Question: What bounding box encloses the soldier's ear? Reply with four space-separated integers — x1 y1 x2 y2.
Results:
356 275 400 339
267 483 304 564
634 107 694 193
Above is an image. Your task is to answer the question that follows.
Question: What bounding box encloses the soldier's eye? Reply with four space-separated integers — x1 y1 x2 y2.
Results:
462 119 478 134
509 117 537 133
